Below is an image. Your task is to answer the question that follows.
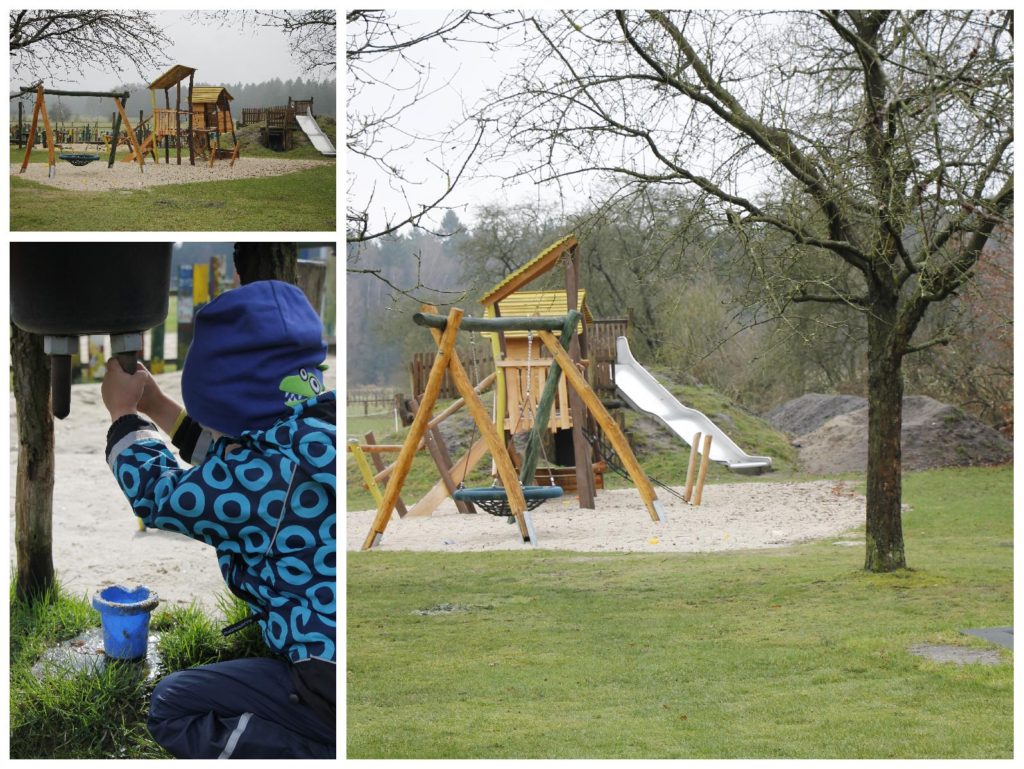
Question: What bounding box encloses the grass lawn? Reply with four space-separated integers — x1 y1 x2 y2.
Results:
9 144 335 231
347 465 1013 759
10 583 270 759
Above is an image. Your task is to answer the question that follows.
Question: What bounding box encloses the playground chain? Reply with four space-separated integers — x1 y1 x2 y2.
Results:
10 156 330 192
347 480 867 553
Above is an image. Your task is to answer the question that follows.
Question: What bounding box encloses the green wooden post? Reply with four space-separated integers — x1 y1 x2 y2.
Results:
518 311 580 485
107 107 122 167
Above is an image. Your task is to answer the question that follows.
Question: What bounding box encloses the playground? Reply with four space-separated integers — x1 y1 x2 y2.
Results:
347 233 1012 758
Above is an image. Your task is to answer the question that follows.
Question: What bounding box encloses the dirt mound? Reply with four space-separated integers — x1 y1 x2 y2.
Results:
796 395 1012 474
766 393 867 436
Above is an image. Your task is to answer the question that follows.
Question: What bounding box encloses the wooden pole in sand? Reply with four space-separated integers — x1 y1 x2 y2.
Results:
684 432 701 503
693 434 713 507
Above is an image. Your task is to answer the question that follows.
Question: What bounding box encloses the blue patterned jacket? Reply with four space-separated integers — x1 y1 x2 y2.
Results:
105 392 336 664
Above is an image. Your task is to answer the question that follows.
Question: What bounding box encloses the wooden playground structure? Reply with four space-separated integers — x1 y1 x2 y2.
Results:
351 235 720 549
123 65 240 168
357 306 667 550
16 83 145 177
241 97 317 151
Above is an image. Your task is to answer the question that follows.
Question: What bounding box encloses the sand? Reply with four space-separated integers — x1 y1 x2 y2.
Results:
347 479 867 553
10 156 332 192
10 356 336 614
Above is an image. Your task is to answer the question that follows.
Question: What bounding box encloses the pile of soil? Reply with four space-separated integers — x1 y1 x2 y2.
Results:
770 394 1012 474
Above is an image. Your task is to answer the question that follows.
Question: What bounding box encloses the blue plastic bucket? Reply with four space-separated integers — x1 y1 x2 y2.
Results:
91 585 159 660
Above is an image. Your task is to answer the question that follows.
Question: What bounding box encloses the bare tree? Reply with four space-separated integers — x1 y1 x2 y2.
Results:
346 10 515 247
188 10 336 78
490 10 1013 572
9 9 170 81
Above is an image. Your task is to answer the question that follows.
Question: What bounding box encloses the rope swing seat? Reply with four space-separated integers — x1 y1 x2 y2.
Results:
452 484 563 516
58 152 100 166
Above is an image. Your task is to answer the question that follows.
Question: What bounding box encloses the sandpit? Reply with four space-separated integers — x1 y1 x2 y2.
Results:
10 356 336 614
10 156 332 192
348 480 866 553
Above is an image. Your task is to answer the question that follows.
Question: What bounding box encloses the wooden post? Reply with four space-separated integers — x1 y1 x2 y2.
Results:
684 432 701 503
537 330 665 523
409 398 474 515
424 320 531 543
18 100 24 148
349 441 384 508
362 308 464 549
565 245 596 509
107 104 122 168
37 87 55 177
693 434 713 507
187 71 195 165
175 81 182 165
114 97 145 172
20 90 42 173
364 432 406 517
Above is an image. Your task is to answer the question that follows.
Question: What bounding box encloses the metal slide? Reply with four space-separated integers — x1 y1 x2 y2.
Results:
614 337 772 474
294 113 336 157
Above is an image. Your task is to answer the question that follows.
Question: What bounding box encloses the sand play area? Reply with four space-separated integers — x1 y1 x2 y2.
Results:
11 155 331 192
10 356 336 614
347 479 867 553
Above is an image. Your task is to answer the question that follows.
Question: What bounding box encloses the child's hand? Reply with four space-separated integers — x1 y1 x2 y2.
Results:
101 357 146 421
134 364 163 416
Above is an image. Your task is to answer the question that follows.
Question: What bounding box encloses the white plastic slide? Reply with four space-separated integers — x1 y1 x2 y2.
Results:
294 113 336 157
614 337 772 474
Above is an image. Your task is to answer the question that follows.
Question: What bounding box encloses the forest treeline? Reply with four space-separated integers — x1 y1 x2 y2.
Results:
347 198 1012 434
9 77 337 121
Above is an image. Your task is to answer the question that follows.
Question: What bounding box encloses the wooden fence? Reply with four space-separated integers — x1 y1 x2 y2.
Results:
410 348 494 401
348 390 399 416
587 317 630 398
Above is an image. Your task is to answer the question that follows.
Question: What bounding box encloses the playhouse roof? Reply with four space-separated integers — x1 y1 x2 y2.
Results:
191 86 234 106
483 289 591 340
148 65 197 90
479 235 579 307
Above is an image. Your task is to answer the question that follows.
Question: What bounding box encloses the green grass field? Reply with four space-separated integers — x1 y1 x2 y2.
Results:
9 144 335 232
347 465 1012 758
10 584 269 758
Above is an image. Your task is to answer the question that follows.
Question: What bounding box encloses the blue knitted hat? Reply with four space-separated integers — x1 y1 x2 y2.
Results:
181 280 327 437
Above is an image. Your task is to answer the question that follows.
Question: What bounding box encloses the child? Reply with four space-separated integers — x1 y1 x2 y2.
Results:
101 279 335 759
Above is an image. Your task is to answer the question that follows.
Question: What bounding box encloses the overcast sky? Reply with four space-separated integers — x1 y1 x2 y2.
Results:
347 10 560 235
11 11 328 89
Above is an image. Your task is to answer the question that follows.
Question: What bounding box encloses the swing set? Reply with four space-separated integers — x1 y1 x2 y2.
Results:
16 83 145 177
361 306 666 550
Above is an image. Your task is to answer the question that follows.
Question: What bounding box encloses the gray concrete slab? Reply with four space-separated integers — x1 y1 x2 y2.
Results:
961 627 1013 650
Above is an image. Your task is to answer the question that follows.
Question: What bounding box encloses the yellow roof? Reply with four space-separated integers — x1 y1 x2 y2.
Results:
191 86 234 104
483 289 590 340
479 235 578 307
148 65 197 90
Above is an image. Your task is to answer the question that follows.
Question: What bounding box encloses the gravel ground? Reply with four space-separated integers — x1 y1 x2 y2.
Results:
10 156 332 192
349 480 866 553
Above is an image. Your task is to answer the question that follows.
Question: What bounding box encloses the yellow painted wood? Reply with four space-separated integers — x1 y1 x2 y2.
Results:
693 434 713 507
348 441 384 508
362 308 463 549
684 431 701 503
113 97 145 170
537 330 662 522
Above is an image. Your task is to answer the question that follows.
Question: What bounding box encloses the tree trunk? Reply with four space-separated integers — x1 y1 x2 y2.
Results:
233 243 299 285
864 301 907 572
11 322 55 601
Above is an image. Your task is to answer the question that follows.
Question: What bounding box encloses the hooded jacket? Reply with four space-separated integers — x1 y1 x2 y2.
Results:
105 392 336 665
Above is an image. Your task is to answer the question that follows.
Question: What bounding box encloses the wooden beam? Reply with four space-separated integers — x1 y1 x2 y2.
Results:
113 97 145 172
684 432 701 503
362 308 463 550
348 441 383 509
18 86 129 99
175 80 182 165
19 89 41 173
414 312 571 333
187 71 195 165
479 235 579 307
37 87 54 176
537 330 665 523
363 432 406 517
406 438 488 517
425 322 532 542
565 243 596 509
693 434 713 507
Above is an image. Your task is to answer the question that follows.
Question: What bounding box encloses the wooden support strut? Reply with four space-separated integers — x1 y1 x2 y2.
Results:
693 434 713 507
362 308 464 550
410 396 475 515
684 431 701 503
536 330 666 523
363 432 405 516
19 87 42 173
113 97 145 172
